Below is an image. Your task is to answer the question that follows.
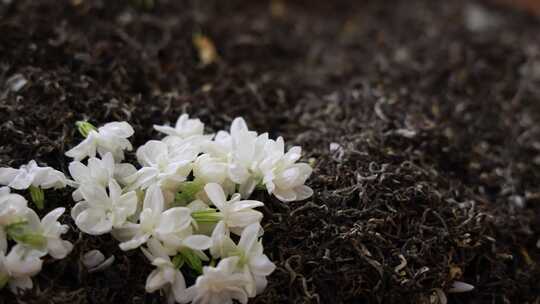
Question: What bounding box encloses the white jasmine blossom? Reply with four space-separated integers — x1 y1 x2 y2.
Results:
259 138 313 202
154 210 211 255
154 114 205 139
71 180 138 235
118 185 194 251
0 187 28 226
31 115 313 301
180 256 249 304
225 119 268 197
66 121 134 162
68 152 136 201
0 160 67 190
209 221 235 260
1 245 44 293
8 208 72 259
234 223 276 297
125 140 197 203
35 208 73 259
203 183 264 235
192 154 228 185
142 238 187 304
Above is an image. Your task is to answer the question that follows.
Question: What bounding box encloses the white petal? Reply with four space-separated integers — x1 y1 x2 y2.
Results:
146 237 170 260
112 191 138 227
68 161 90 182
250 255 276 276
82 249 105 268
228 163 249 184
6 245 43 277
0 167 19 186
79 183 110 206
88 255 115 273
146 269 168 292
254 275 268 295
215 256 241 274
230 200 264 213
230 117 248 135
47 239 73 259
119 232 150 251
187 200 210 212
171 271 187 302
70 201 90 220
22 209 42 232
41 207 65 232
75 209 112 235
46 170 68 189
283 146 302 165
114 163 137 184
125 167 159 190
110 222 140 242
100 122 134 138
65 136 97 161
238 178 257 199
143 185 164 214
204 183 226 210
136 140 167 166
8 171 33 190
238 223 261 253
294 185 313 201
227 210 263 229
274 167 300 188
108 179 122 202
154 125 177 136
183 235 212 250
448 281 475 293
156 207 192 234
273 187 297 202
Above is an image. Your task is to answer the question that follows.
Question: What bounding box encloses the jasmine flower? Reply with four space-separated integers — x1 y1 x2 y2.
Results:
68 152 136 201
71 180 138 235
65 121 134 162
180 256 249 304
0 160 67 190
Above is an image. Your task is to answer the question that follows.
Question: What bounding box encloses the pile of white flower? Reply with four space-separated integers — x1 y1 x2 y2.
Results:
0 163 72 292
0 114 313 303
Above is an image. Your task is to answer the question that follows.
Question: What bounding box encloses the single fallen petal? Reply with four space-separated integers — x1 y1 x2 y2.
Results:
82 250 105 269
6 74 28 92
448 281 475 293
82 250 115 273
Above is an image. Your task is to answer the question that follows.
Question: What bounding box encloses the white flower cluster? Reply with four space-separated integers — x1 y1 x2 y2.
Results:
64 115 313 303
0 160 73 293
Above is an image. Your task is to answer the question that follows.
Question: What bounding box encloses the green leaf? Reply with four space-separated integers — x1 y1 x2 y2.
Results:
29 185 44 210
174 180 205 206
180 248 203 275
172 254 185 269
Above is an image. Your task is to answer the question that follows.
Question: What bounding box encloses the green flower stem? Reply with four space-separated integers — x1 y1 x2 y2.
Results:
191 209 223 223
180 248 203 274
75 121 97 138
29 185 44 210
174 179 205 206
172 254 185 269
